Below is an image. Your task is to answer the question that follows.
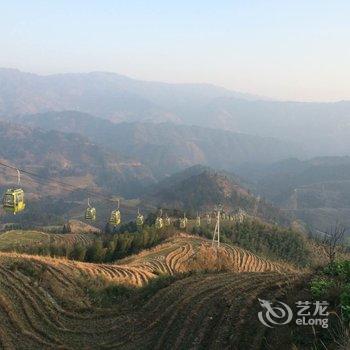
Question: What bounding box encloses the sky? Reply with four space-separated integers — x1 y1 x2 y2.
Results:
1 0 349 101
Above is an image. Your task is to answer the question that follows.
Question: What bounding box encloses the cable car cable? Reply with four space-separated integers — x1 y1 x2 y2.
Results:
0 161 119 204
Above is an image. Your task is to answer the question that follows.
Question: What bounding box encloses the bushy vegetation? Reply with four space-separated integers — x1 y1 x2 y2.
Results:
311 260 350 323
86 273 188 307
192 218 311 267
0 225 172 263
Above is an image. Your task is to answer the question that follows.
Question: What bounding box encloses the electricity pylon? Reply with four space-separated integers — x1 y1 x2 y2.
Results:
212 204 222 248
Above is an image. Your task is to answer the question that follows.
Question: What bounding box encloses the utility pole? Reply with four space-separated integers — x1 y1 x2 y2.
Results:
212 204 222 248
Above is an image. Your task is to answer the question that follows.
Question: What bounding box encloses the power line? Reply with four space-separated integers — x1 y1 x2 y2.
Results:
0 160 119 205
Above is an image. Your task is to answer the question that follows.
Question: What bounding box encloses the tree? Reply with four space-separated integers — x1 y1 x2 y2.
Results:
85 240 104 262
62 222 71 234
322 224 346 264
70 244 87 261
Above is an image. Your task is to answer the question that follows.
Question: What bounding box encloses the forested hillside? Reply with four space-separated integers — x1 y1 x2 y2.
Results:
145 167 290 226
237 157 350 235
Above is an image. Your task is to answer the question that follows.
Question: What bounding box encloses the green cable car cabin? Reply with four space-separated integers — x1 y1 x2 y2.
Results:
196 215 201 227
85 207 96 221
2 188 26 214
85 198 96 221
109 209 121 226
155 217 163 229
179 215 188 229
164 216 171 226
206 214 211 225
136 210 144 226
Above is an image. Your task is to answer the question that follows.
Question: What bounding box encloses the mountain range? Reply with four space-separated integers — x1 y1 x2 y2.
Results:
2 68 350 233
2 68 350 157
0 121 154 199
237 157 350 234
16 111 300 177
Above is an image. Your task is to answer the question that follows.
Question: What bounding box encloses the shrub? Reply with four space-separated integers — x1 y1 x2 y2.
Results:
340 284 350 323
310 278 334 298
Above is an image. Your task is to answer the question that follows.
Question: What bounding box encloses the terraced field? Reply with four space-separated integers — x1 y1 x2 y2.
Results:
0 253 306 349
121 234 290 275
0 234 308 349
129 272 307 350
0 230 95 251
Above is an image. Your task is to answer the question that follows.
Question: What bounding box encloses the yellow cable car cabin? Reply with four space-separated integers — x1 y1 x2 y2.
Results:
206 213 211 225
196 215 201 227
2 188 26 214
109 209 121 226
85 207 96 221
179 215 188 229
155 217 163 229
164 216 171 226
136 210 144 226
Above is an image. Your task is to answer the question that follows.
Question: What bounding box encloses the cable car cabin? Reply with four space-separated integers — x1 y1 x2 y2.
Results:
109 210 121 226
85 207 96 221
164 217 171 226
179 217 188 229
155 217 163 229
2 189 25 214
206 214 211 225
136 213 144 226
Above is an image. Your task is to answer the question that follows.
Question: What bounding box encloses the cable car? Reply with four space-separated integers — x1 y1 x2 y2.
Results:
155 209 163 229
2 188 25 214
136 209 144 226
164 214 171 226
155 217 163 229
109 199 121 226
206 213 211 225
85 198 96 221
196 213 201 227
179 213 188 229
2 169 25 214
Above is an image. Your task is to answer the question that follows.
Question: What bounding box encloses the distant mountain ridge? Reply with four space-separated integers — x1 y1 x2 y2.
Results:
16 111 301 177
237 156 350 234
0 68 254 123
2 68 350 157
0 121 154 198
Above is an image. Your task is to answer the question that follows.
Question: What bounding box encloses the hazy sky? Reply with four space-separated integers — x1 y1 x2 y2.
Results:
1 0 349 101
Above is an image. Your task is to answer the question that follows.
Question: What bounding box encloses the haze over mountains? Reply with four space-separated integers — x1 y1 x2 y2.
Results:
238 157 350 233
2 68 350 158
17 111 299 177
1 68 350 233
0 121 153 198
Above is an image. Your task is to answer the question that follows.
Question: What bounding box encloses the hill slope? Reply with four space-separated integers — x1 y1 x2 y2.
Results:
0 121 154 199
17 111 300 177
0 233 311 349
239 156 350 234
145 167 290 225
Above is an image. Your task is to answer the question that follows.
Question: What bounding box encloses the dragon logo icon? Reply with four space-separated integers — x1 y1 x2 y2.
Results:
258 298 293 328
